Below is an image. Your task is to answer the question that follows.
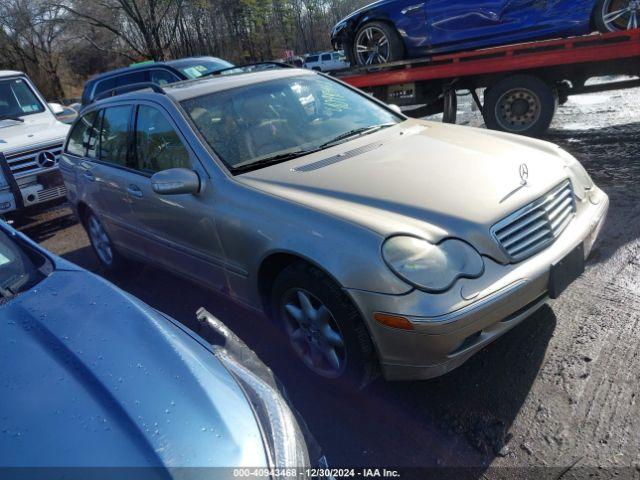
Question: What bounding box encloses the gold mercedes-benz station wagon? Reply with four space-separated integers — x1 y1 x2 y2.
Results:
60 68 608 386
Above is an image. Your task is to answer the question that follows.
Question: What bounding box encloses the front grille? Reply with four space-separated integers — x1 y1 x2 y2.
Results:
36 185 66 203
492 180 576 262
4 143 64 179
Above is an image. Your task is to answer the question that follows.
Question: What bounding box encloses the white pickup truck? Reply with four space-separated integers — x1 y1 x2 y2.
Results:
0 70 69 216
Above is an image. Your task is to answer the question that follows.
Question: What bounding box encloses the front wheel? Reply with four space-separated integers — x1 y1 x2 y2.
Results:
270 262 378 389
352 21 404 66
482 75 557 136
594 0 639 32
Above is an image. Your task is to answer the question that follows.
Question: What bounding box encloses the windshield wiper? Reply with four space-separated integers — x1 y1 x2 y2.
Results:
233 148 322 173
0 115 24 123
318 123 395 149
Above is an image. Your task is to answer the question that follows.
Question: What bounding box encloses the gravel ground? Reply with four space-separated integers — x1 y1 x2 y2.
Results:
13 86 640 479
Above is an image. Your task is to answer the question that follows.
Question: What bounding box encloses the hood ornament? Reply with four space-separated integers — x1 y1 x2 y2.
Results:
519 163 529 185
500 163 530 204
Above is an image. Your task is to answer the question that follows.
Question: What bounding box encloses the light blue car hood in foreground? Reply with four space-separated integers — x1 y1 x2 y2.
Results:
0 268 267 468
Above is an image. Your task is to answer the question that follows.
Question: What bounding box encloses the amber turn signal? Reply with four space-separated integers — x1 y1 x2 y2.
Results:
373 312 414 330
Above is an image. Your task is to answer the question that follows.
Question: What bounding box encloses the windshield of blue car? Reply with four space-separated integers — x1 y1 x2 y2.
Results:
0 78 45 119
0 230 46 300
171 59 235 79
181 75 402 172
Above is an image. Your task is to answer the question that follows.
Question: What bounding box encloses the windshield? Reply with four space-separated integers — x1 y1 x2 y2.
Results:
0 229 46 300
174 58 235 79
181 75 402 172
0 78 45 119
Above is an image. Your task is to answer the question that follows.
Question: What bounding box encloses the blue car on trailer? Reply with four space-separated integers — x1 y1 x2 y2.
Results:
332 0 640 66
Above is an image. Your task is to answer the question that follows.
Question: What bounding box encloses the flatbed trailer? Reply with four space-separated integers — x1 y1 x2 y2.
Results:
335 28 640 136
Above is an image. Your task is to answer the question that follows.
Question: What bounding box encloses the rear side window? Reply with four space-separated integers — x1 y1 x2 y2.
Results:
321 54 331 61
117 71 147 87
99 106 132 166
92 77 116 100
150 69 179 86
66 111 98 156
133 105 190 174
86 110 103 158
306 55 318 63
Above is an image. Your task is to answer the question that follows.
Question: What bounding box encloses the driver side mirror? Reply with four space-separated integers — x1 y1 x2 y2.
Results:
48 102 64 115
151 168 201 195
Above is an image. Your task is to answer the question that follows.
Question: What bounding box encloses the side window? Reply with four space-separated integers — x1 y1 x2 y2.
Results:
86 110 103 158
93 78 116 100
134 105 191 174
66 111 97 156
99 106 132 166
306 55 318 63
321 53 331 61
150 69 180 86
332 53 340 60
117 71 147 87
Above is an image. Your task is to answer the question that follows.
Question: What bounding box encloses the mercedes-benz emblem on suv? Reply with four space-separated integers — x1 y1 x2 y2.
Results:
36 151 58 169
519 163 529 185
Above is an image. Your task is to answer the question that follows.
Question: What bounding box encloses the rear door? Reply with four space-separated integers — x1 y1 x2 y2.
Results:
84 104 139 248
425 0 545 51
124 102 227 290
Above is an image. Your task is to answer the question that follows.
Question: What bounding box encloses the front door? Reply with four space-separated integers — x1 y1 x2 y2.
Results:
425 0 545 51
123 102 227 291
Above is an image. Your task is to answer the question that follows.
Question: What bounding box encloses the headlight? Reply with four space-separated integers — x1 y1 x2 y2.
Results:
197 309 310 472
382 236 484 292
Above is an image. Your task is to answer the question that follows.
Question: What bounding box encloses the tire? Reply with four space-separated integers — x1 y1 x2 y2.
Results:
352 21 404 66
483 75 557 136
594 0 638 32
83 211 128 271
270 262 379 389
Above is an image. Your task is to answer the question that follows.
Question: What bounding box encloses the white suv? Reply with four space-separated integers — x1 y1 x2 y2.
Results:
0 71 69 215
303 51 350 72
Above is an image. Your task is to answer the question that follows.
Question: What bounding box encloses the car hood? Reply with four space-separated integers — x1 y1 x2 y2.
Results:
237 120 572 261
0 269 267 468
0 112 69 155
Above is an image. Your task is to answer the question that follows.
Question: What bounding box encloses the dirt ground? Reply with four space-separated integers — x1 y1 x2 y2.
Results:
14 85 640 479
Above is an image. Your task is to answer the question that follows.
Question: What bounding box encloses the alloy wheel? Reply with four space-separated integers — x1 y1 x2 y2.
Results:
88 215 114 266
281 288 347 378
355 26 391 65
602 0 640 30
494 88 542 133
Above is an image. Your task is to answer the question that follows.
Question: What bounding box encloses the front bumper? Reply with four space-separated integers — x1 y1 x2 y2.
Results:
347 187 609 381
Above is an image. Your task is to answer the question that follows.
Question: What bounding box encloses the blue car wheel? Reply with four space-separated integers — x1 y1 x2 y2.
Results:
353 21 404 66
594 0 639 31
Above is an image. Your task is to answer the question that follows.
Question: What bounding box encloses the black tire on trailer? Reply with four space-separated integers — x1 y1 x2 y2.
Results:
483 74 557 136
352 21 404 66
593 0 637 33
442 88 457 124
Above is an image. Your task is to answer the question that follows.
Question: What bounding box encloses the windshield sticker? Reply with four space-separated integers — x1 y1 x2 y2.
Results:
0 252 11 266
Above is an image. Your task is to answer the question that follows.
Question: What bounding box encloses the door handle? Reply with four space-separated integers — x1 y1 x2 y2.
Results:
127 184 143 198
82 170 95 182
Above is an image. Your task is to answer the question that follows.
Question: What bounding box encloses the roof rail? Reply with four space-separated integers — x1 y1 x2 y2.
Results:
93 82 165 103
207 62 293 76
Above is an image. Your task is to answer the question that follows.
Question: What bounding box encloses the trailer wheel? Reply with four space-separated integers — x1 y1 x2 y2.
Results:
483 75 557 136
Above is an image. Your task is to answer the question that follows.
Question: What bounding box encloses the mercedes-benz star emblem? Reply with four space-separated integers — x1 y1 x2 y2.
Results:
36 151 58 169
519 163 529 185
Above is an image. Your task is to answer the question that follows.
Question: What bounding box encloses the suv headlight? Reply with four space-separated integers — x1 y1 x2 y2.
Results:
382 236 484 292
